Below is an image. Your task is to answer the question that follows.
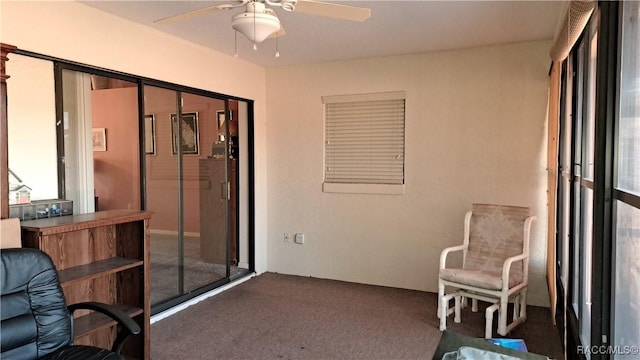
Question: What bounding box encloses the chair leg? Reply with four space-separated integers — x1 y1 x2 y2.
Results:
454 295 461 323
471 298 478 312
440 304 447 331
437 282 444 319
520 290 527 319
440 293 455 331
485 302 500 339
503 291 528 335
498 295 508 336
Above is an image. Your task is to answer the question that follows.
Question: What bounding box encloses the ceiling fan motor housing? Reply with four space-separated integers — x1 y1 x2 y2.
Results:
232 2 281 43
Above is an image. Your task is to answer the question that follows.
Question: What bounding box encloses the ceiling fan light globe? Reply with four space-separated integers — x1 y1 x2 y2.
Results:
232 12 281 43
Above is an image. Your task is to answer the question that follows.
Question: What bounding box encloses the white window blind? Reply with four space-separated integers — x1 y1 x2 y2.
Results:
323 92 405 186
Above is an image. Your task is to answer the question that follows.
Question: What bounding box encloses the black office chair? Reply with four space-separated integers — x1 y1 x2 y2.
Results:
0 248 140 360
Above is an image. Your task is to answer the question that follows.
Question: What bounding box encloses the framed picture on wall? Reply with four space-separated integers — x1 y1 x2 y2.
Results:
171 112 199 155
144 115 155 155
217 110 225 130
92 128 107 152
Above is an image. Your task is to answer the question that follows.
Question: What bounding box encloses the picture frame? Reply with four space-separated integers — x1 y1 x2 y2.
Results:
217 110 225 130
217 110 234 130
144 115 156 155
92 128 107 152
171 112 199 155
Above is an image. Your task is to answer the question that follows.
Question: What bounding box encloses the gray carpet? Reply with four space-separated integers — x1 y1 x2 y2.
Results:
151 273 564 360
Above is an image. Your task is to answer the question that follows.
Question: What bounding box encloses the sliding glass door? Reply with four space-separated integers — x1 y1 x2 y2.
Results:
13 57 254 313
144 85 183 304
557 3 640 358
144 85 249 309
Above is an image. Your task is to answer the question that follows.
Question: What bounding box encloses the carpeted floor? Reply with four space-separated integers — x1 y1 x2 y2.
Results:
151 272 564 360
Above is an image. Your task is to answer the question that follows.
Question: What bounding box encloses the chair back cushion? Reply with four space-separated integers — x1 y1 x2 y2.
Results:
464 204 530 284
1 248 73 360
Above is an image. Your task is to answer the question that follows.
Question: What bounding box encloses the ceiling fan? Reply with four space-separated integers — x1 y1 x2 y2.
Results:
154 0 371 45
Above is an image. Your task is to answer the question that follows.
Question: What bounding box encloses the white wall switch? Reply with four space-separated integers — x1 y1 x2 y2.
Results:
294 233 304 244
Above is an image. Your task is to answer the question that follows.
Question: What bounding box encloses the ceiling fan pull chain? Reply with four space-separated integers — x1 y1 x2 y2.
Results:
234 31 239 58
253 4 258 51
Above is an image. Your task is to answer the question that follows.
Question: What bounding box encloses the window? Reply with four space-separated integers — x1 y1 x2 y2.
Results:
612 1 640 357
556 2 640 358
567 25 598 353
616 1 640 198
322 91 405 194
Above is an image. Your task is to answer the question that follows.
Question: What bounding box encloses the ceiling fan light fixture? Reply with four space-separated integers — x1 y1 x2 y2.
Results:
231 10 281 43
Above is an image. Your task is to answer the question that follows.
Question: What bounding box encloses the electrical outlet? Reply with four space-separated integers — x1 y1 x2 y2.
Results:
284 232 290 243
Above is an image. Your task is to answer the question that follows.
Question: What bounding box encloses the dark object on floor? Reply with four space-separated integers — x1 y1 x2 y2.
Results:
432 330 548 360
0 248 140 360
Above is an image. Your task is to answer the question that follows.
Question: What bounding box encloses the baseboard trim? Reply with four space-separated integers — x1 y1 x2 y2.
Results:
150 272 256 324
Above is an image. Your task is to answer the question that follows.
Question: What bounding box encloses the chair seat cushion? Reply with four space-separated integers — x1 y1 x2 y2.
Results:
439 268 520 290
41 346 124 360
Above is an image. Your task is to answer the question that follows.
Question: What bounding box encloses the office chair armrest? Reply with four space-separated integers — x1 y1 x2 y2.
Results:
68 301 141 353
440 244 468 269
501 253 529 290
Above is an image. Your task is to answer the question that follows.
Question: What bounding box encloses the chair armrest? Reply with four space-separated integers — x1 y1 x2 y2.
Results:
501 253 529 290
68 302 141 353
440 244 468 270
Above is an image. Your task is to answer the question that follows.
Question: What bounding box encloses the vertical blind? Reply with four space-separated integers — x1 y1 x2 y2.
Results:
322 92 405 185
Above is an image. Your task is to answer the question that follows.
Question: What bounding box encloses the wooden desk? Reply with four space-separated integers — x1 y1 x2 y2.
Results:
21 210 152 360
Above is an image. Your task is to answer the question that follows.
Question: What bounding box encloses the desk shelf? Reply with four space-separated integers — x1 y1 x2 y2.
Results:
21 210 151 360
58 257 144 285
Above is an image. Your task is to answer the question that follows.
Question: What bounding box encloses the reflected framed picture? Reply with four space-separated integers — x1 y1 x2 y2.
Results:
217 110 225 129
144 115 155 155
92 128 106 152
171 112 199 155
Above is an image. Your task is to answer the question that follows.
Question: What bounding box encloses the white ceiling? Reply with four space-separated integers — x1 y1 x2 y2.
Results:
81 1 563 67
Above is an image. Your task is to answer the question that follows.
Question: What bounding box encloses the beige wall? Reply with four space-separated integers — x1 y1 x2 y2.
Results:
265 40 551 306
2 1 552 306
0 1 268 273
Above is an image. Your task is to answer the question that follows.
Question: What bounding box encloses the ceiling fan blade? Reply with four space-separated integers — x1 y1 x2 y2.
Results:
294 0 371 22
154 3 238 24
